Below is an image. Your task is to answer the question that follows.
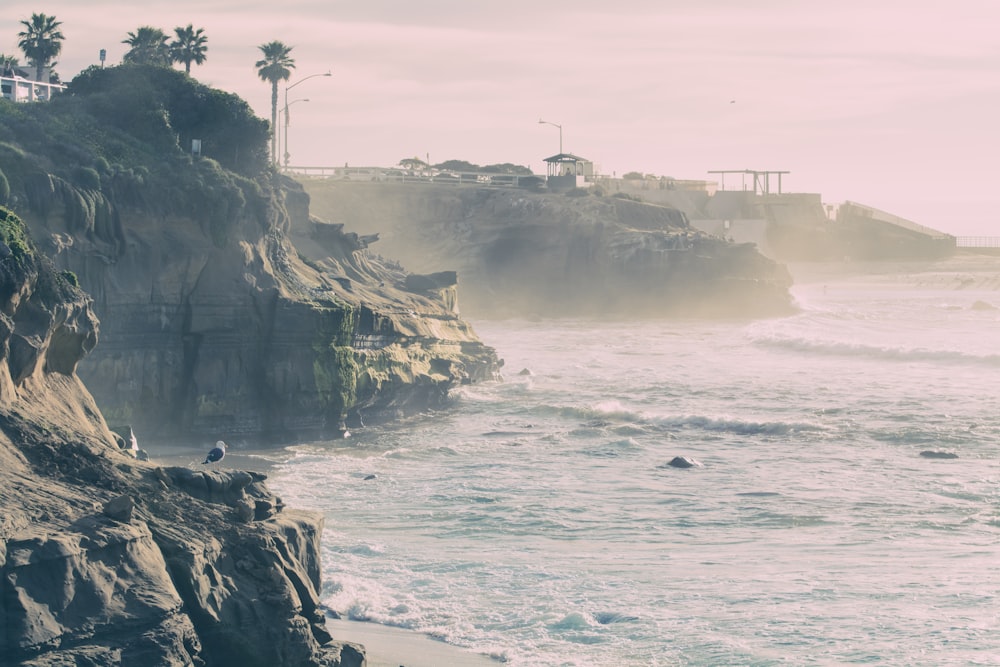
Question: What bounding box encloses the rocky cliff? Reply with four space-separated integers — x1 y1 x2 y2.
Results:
300 181 794 318
0 65 500 442
0 208 362 666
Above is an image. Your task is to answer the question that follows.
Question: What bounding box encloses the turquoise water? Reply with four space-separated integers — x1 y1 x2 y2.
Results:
269 274 1000 666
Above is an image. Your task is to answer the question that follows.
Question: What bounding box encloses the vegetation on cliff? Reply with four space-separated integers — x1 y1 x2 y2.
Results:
0 65 499 443
1 65 271 249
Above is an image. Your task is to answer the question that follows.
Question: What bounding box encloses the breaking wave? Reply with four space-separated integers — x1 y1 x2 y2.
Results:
751 333 1000 366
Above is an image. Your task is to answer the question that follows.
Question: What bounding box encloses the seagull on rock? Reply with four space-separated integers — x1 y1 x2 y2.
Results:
202 440 227 464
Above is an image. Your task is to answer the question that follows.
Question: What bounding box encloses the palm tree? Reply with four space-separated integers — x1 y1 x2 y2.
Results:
17 13 64 82
170 24 208 74
122 26 171 66
255 41 295 166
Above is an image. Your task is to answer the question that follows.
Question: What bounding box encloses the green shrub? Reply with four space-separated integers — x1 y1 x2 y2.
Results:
75 166 102 190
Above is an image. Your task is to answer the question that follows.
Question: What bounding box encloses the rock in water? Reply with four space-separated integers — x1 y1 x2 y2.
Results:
666 456 702 468
919 450 959 459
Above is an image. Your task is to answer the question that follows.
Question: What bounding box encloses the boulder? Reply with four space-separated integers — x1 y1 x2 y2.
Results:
665 456 703 469
0 208 360 666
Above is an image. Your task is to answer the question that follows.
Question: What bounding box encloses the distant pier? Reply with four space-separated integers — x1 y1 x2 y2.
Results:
956 237 1000 248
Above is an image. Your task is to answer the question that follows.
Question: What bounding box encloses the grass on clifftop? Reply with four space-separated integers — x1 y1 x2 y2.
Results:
0 65 275 248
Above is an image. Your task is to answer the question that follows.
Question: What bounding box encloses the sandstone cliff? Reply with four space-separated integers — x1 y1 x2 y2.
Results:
0 65 499 442
0 208 362 666
300 181 794 318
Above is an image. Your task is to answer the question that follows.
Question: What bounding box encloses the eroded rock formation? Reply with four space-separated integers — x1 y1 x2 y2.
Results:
0 208 362 666
300 182 794 318
0 66 500 443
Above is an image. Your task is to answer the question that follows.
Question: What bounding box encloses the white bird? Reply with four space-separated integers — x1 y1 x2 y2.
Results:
202 440 226 464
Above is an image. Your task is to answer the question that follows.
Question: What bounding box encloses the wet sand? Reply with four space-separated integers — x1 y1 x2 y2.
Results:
327 618 502 667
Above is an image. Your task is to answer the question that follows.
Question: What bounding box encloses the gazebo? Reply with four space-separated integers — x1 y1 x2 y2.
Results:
543 153 592 190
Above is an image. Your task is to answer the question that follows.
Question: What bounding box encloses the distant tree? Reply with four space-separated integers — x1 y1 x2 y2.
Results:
255 41 295 165
434 159 478 172
482 162 533 175
399 157 428 170
170 24 208 74
16 13 64 82
122 26 171 66
622 171 644 180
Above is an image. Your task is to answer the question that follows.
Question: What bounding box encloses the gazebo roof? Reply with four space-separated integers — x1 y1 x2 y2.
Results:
543 153 589 164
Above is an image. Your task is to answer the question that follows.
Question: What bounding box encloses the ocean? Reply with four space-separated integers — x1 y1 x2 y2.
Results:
265 262 1000 666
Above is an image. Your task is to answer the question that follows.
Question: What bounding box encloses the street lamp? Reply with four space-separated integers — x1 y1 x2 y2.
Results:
538 118 563 154
283 70 331 169
280 98 310 169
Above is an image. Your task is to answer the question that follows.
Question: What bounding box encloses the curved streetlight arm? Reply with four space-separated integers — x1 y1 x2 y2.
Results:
538 118 563 154
283 71 332 168
287 70 332 94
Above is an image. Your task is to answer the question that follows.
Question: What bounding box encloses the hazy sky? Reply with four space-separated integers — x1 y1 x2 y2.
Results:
3 1 998 236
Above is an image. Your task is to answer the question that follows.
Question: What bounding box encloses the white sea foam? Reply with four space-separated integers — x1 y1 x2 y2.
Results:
752 332 1000 366
269 273 1000 666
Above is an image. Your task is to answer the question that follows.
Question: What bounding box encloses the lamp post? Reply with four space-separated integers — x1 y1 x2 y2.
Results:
538 118 563 154
283 71 331 169
279 99 309 168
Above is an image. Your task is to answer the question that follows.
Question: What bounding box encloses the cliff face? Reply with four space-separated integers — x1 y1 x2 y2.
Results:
0 66 500 442
0 208 362 666
300 182 794 318
30 178 497 439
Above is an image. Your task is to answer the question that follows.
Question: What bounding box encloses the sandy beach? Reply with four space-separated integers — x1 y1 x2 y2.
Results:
327 619 502 667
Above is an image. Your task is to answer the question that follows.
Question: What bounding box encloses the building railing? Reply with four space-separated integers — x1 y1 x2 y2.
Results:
1 75 66 103
286 165 541 187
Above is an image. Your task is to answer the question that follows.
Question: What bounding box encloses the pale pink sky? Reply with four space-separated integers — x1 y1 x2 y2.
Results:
4 1 998 236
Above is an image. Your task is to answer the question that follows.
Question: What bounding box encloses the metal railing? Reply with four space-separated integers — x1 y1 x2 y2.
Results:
956 237 1000 248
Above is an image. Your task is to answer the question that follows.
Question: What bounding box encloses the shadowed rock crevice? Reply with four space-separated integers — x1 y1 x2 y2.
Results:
0 208 361 666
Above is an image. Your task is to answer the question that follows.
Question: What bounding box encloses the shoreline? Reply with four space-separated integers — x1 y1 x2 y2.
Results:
326 618 503 667
145 444 503 666
786 252 1000 289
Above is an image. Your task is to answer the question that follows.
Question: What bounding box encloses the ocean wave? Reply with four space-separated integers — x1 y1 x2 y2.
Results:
545 402 647 425
580 438 643 458
752 333 1000 366
653 414 824 436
